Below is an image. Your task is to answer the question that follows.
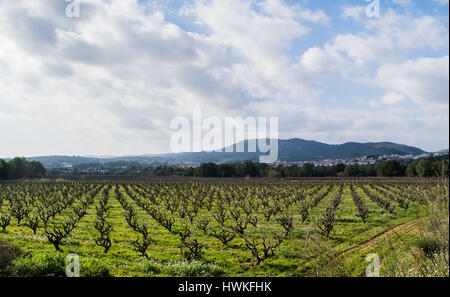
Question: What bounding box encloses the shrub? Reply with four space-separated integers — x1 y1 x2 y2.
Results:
142 260 162 274
81 260 111 277
0 240 21 276
12 253 65 277
162 260 224 277
0 214 11 232
415 237 445 258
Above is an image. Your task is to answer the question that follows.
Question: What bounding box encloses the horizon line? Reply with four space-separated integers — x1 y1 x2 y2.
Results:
1 138 446 160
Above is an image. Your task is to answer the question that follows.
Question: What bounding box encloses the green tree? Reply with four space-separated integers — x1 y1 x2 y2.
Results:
0 159 8 179
415 158 432 177
335 164 346 174
342 165 360 177
312 166 328 177
431 159 449 177
255 163 269 176
184 167 194 177
7 157 28 179
218 164 236 177
299 163 314 177
283 165 299 177
28 161 46 178
238 161 258 177
375 160 406 177
199 163 219 177
365 165 377 176
267 169 281 178
406 161 417 177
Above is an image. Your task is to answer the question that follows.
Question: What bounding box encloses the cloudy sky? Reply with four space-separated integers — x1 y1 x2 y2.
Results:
0 0 448 158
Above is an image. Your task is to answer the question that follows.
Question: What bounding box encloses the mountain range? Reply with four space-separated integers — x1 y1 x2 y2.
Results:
3 138 436 168
157 138 429 163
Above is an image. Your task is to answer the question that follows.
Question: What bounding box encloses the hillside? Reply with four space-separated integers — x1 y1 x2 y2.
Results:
162 138 426 163
8 138 427 168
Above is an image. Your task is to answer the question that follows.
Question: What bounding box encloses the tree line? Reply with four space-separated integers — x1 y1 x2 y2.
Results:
0 157 46 180
151 157 448 178
12 155 448 179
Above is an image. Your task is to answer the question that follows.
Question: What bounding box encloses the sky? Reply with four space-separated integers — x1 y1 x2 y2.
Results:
0 0 448 158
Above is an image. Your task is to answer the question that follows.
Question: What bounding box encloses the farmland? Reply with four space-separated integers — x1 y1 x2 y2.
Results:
0 178 448 277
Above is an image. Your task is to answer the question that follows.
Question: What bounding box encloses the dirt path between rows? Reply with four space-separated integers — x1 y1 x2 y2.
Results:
335 217 425 257
359 218 423 254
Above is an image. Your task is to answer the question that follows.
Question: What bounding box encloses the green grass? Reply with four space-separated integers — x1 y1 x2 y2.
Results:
0 180 440 277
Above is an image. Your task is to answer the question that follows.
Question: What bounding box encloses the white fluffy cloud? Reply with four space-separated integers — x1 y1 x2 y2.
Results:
377 56 449 107
0 0 448 156
381 92 406 105
298 9 449 103
314 9 449 67
340 6 366 21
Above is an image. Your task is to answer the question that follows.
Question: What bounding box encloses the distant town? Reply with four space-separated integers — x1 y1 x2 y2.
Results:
270 152 448 168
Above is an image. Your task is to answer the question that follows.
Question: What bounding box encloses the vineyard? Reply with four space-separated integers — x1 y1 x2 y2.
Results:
0 178 448 277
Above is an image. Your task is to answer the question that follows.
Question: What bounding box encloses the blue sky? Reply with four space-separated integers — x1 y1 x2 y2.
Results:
0 0 448 157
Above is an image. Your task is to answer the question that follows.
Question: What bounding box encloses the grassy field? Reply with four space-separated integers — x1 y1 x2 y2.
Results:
0 178 448 277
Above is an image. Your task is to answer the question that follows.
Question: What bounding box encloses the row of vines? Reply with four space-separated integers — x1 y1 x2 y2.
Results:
0 179 445 266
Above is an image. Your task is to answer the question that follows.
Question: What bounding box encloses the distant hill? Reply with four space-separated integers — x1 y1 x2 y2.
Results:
3 138 427 168
276 138 426 161
27 156 99 165
24 155 166 169
161 138 426 163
